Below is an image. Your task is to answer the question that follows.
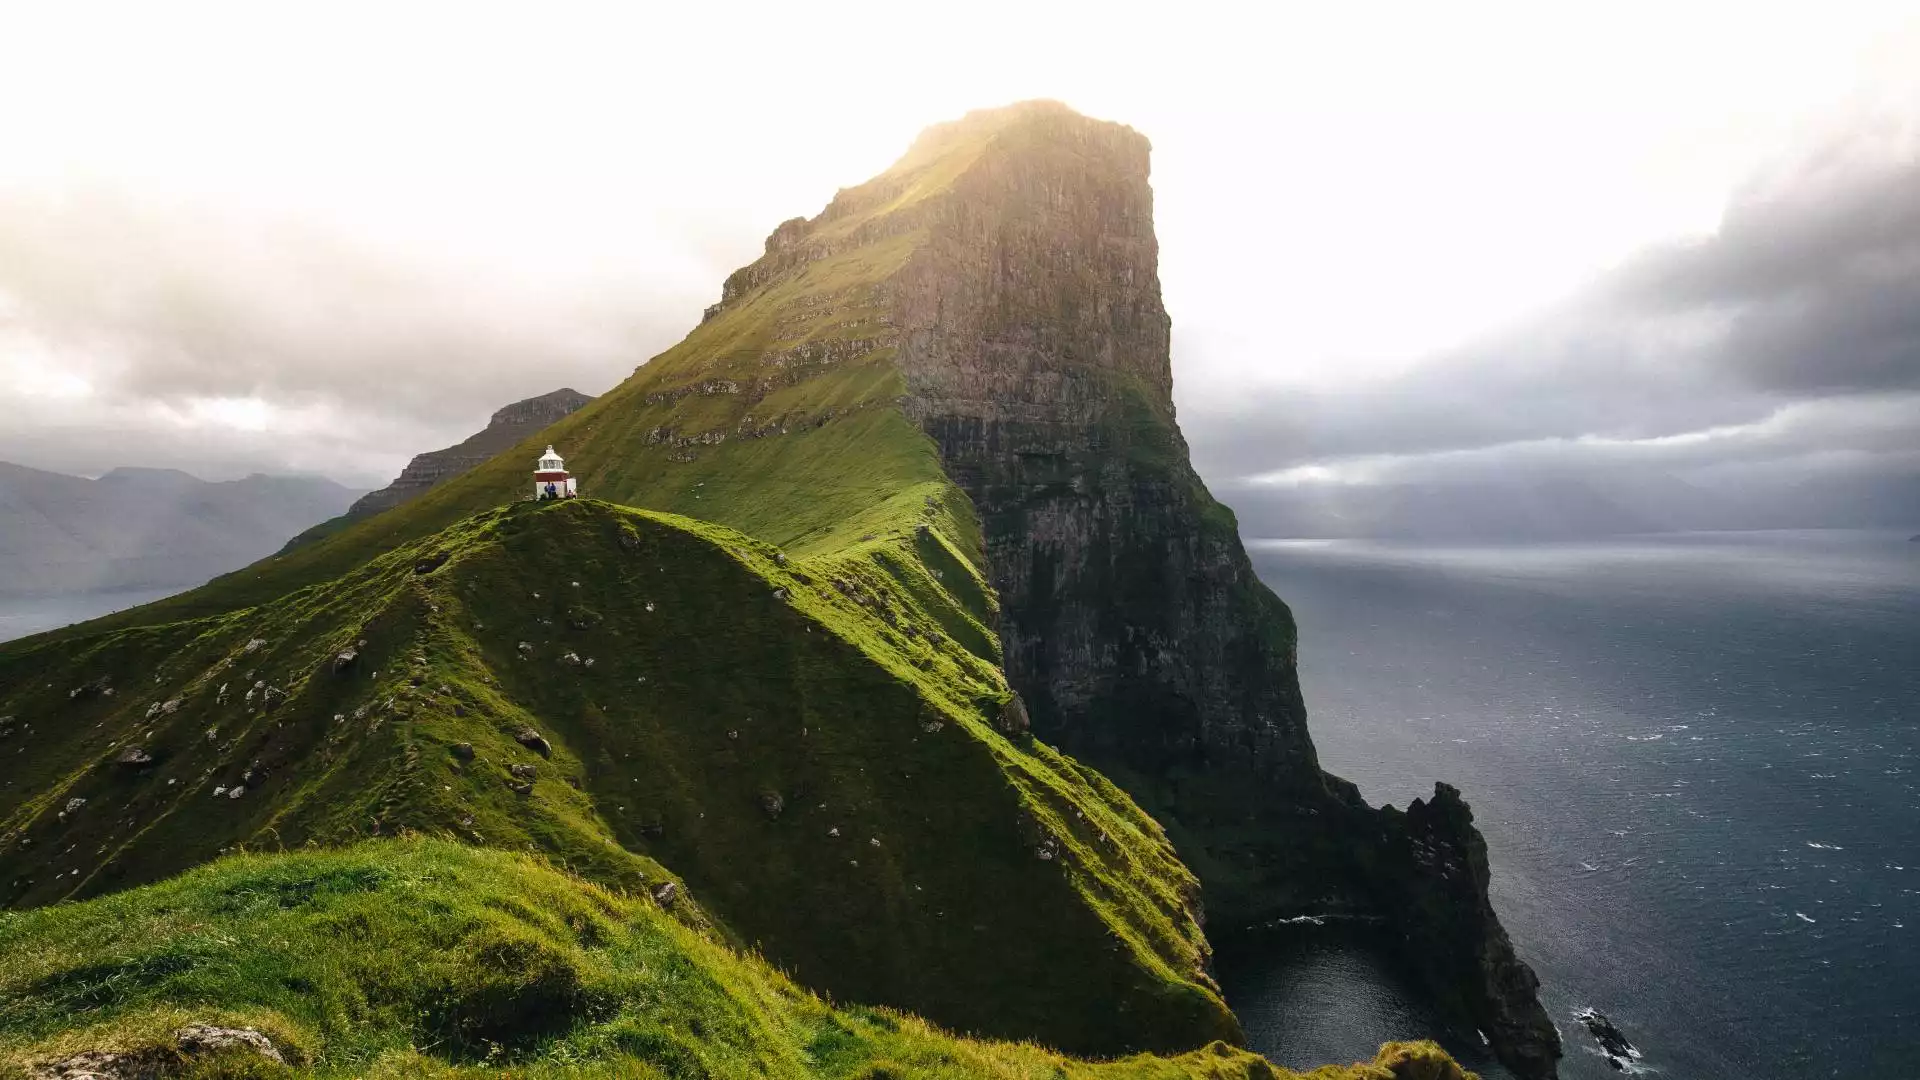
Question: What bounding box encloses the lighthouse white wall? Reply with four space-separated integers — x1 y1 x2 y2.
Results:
533 445 576 499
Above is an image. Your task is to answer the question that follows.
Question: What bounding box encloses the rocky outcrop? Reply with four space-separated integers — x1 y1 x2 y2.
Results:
29 1025 283 1079
729 101 1562 1077
1390 785 1561 1078
346 388 593 519
1575 1008 1640 1071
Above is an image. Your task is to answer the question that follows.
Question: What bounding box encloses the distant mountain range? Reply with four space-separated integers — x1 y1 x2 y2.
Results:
0 463 362 598
1226 467 1920 540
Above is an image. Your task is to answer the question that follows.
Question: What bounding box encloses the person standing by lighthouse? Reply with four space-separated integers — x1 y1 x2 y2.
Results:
533 445 577 500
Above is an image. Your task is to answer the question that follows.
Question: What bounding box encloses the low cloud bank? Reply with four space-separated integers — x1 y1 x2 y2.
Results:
1186 116 1920 537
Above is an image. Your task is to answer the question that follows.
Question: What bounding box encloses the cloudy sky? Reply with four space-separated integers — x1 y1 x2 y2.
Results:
1 2 1915 499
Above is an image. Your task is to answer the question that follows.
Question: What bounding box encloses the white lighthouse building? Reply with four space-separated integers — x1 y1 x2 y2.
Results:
533 445 577 500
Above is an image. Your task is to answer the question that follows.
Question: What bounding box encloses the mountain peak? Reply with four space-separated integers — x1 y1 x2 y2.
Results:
488 386 594 427
96 466 203 486
890 98 1137 170
711 99 1154 343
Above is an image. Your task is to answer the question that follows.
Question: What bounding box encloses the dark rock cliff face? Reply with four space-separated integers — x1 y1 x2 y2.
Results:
880 103 1563 1079
347 388 593 518
891 106 1317 780
1395 785 1563 1075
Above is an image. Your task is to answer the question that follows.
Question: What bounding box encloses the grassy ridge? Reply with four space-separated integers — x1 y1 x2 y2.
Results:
0 499 1233 1054
0 840 1471 1080
12 236 945 642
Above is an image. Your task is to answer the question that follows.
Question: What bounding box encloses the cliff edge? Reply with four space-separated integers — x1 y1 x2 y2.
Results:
707 100 1562 1077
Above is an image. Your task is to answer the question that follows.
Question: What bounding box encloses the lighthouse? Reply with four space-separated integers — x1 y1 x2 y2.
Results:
533 445 577 500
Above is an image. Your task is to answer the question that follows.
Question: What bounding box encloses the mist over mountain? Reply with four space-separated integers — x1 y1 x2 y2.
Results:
1181 109 1920 542
0 462 361 597
1225 464 1920 540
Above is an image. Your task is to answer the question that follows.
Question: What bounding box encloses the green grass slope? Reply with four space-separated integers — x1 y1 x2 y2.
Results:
0 840 1472 1080
1 499 1231 1055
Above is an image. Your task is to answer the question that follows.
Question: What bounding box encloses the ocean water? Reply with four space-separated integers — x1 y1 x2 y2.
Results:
0 589 184 645
1220 530 1920 1080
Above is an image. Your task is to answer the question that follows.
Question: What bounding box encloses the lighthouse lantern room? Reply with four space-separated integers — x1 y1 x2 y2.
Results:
533 445 577 500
